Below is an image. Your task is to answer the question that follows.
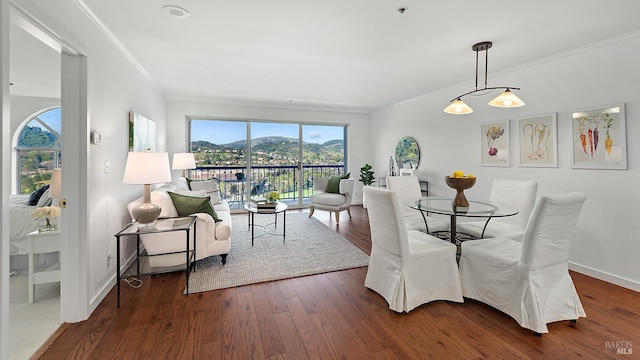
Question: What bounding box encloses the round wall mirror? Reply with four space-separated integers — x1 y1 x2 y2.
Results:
395 136 420 169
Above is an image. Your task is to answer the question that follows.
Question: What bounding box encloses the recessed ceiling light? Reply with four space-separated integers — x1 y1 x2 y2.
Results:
163 5 190 19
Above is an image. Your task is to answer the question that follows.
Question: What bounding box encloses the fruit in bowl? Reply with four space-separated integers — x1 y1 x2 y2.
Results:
445 172 477 208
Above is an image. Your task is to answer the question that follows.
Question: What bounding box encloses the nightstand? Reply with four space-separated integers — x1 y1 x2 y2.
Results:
27 229 61 304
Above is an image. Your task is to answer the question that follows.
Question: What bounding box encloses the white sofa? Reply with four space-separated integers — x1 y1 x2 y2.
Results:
126 177 232 265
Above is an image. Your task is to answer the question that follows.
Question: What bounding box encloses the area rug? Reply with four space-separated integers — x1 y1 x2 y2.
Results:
186 212 369 293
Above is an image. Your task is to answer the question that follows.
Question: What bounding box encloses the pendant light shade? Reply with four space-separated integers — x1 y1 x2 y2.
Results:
444 99 474 114
444 41 524 115
488 89 525 108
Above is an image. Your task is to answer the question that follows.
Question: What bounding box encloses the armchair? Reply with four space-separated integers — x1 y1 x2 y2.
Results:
308 176 355 224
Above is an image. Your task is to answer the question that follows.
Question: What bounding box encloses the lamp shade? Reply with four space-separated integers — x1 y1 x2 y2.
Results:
172 152 196 170
123 152 171 185
444 99 474 114
50 168 61 199
488 89 525 108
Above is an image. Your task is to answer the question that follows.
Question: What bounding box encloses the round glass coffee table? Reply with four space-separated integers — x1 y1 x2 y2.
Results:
244 201 288 246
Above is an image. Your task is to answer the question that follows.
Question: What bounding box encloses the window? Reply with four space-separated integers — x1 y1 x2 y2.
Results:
188 118 347 208
16 107 62 194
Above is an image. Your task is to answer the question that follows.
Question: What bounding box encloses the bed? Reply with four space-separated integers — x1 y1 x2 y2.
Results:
10 190 59 273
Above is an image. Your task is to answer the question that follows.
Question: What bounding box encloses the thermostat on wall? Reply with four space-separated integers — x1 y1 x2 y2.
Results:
91 131 102 145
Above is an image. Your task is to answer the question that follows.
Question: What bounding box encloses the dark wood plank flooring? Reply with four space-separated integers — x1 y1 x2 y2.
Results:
37 206 640 359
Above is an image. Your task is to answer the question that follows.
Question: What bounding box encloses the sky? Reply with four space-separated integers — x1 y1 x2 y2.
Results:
190 119 344 145
31 107 62 134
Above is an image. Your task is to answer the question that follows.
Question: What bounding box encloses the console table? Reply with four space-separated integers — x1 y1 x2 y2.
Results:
113 216 196 308
378 177 429 196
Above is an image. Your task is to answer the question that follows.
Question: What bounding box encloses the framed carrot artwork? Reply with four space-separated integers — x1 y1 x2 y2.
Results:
571 104 627 169
481 120 510 167
518 113 558 168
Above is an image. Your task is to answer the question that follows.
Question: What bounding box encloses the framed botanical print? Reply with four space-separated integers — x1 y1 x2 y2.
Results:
481 120 510 167
518 113 558 167
571 104 627 169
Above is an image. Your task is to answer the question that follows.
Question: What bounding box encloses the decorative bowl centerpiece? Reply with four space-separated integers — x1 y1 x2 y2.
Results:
445 171 476 210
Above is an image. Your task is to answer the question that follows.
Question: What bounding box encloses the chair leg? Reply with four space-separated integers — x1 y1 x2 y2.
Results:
335 211 340 224
346 207 351 218
221 254 227 265
308 207 314 218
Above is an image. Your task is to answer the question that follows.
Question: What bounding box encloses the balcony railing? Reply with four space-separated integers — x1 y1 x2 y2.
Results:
189 165 346 208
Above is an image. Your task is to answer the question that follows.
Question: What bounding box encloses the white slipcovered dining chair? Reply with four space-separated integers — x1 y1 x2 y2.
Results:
308 176 355 225
457 178 538 242
364 186 463 313
385 176 449 234
459 192 587 335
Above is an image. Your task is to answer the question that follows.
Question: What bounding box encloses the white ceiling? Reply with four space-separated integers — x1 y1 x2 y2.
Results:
11 1 640 112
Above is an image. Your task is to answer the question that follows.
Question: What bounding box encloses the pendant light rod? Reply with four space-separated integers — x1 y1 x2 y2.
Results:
445 41 524 109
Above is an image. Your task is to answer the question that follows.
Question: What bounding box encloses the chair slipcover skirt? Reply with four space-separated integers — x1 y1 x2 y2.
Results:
364 186 463 313
459 192 587 334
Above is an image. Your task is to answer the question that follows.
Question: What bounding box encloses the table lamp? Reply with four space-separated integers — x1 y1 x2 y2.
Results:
172 152 196 178
50 168 61 205
123 152 171 226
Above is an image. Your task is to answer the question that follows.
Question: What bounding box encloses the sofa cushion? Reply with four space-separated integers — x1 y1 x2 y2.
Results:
326 173 350 194
150 191 179 218
310 192 346 206
169 177 190 191
167 191 221 222
188 179 222 204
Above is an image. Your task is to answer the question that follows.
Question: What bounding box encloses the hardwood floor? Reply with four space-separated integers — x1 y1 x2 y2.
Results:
38 206 639 359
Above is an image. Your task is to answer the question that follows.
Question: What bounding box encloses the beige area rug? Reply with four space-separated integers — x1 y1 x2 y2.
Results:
9 273 61 360
186 212 369 293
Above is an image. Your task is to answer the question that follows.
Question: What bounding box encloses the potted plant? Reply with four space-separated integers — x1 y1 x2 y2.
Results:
359 164 375 208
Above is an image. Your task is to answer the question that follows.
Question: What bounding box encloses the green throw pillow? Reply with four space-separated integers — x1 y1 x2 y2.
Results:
326 173 350 194
167 191 221 222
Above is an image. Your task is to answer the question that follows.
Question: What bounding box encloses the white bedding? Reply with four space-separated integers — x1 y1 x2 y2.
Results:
10 195 40 255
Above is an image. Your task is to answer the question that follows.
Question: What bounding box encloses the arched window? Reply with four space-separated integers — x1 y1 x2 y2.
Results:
16 107 62 194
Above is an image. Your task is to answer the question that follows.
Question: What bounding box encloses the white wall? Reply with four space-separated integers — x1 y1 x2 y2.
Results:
13 0 168 313
166 98 373 200
371 34 640 290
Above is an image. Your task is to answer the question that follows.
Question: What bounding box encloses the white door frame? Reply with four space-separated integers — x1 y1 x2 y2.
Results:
1 3 89 356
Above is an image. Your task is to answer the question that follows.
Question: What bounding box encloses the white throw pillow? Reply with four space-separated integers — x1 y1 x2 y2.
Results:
149 191 179 218
189 179 222 204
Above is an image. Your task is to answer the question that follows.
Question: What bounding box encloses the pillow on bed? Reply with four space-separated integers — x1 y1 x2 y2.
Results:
36 188 52 207
28 185 49 206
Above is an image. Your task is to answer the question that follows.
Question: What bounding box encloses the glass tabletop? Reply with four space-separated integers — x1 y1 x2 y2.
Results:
405 197 518 218
244 201 288 214
115 216 197 236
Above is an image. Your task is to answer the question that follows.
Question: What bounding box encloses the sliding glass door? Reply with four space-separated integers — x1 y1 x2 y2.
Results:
189 118 346 210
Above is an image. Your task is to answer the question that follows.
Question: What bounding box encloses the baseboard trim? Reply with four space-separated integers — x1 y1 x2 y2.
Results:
569 261 640 292
89 250 137 313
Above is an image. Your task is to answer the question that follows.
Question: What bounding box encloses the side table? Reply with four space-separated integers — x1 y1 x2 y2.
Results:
27 229 61 304
244 201 288 246
113 216 197 308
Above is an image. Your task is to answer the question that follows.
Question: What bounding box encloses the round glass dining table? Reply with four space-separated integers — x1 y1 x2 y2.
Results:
405 197 519 244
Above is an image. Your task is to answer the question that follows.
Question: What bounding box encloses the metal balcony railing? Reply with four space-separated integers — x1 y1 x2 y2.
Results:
188 165 346 208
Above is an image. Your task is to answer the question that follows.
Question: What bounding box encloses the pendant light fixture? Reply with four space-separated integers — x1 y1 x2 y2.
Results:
444 41 524 115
